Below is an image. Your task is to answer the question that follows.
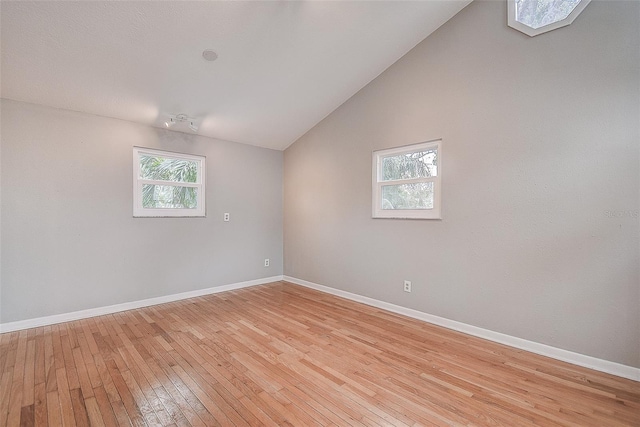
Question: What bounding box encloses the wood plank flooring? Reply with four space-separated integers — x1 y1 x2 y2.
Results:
1 281 638 426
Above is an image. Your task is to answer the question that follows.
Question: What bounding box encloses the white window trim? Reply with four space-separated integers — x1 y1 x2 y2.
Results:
133 147 206 217
372 140 442 220
507 0 591 37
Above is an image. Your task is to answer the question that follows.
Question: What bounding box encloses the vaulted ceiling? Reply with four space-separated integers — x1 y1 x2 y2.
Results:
1 1 471 150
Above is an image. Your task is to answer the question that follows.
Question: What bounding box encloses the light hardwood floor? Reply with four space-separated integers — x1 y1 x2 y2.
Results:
1 281 638 426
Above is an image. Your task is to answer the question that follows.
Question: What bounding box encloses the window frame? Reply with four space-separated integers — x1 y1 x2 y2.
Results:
372 140 442 220
507 0 591 37
132 146 206 218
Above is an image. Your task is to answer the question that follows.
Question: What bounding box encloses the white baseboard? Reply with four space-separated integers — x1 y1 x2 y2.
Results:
0 275 284 333
284 275 640 382
4 274 637 382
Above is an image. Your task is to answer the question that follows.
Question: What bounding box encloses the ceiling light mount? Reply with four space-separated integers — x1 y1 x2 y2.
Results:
202 49 218 62
164 113 198 132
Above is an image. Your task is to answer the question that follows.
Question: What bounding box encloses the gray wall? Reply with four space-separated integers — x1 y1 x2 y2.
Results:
1 99 283 323
284 0 640 367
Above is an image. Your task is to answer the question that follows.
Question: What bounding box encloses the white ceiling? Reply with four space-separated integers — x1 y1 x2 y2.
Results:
1 1 470 150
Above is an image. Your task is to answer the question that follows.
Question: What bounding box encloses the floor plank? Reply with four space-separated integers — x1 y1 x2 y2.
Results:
1 281 638 426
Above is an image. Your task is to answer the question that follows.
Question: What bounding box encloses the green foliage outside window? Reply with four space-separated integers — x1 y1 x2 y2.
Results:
139 155 199 209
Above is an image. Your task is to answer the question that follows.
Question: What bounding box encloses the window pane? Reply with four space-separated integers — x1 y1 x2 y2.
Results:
142 185 198 209
382 182 434 210
515 0 581 29
382 149 437 181
139 154 198 183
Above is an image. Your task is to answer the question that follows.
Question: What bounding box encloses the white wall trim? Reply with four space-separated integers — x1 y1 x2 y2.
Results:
4 274 637 382
284 275 640 382
0 275 284 333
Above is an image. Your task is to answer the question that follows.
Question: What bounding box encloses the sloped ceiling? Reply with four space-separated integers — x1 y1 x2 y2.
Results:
1 1 471 150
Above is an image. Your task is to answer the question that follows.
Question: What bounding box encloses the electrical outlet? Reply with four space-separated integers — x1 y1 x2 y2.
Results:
403 280 412 293
264 258 270 267
224 213 230 222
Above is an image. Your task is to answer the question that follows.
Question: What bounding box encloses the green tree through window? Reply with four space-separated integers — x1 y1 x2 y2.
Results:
133 147 206 217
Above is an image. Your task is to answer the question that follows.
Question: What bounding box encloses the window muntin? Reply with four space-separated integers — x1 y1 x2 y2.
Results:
372 140 441 219
133 147 205 217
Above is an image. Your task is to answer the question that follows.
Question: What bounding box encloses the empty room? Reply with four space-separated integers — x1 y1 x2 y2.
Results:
1 0 639 426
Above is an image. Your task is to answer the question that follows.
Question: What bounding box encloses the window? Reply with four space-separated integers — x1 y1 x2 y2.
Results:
372 140 441 219
133 147 206 217
508 0 591 37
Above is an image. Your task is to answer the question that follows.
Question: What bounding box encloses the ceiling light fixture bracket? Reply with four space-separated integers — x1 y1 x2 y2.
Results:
164 113 199 132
